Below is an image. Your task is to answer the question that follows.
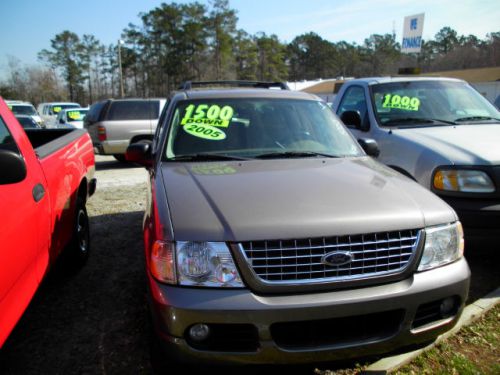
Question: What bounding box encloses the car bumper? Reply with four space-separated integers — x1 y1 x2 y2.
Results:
439 196 500 239
148 258 470 365
94 140 129 155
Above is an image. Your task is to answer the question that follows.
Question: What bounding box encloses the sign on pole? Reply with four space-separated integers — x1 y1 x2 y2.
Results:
401 13 425 53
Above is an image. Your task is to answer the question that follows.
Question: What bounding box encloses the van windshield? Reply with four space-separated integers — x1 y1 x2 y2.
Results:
165 98 362 159
371 81 500 126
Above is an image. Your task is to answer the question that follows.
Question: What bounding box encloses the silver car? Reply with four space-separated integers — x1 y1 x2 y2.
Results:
333 77 500 240
126 81 470 368
85 98 166 162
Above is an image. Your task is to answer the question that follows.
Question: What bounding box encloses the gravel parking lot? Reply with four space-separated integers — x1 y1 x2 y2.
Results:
1 156 498 374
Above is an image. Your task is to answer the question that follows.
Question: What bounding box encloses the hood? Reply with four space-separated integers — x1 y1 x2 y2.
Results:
394 124 500 165
161 157 456 242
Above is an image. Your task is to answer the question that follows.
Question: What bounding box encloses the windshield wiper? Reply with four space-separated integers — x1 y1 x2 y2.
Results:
383 117 456 126
454 116 500 123
254 151 339 159
166 153 250 161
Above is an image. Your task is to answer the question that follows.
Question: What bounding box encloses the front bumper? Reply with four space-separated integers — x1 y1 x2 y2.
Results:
148 258 470 365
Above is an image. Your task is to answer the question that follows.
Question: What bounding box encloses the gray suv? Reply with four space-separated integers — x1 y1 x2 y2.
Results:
126 81 470 368
85 98 166 162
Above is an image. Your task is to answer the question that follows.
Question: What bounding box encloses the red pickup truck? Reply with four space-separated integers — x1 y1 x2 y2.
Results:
0 98 96 347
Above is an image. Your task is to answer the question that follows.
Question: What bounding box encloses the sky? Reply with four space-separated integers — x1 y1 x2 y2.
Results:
0 0 498 77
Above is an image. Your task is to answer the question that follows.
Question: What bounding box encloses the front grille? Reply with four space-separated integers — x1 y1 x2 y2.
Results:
240 229 420 284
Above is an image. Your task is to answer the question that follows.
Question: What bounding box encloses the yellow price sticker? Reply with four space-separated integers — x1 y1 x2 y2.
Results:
53 106 62 113
382 94 420 111
182 104 234 128
67 111 81 120
183 122 226 141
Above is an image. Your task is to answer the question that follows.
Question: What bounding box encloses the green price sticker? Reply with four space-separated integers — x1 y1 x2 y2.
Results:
183 123 226 141
191 164 236 175
53 106 62 113
182 104 234 128
382 94 420 111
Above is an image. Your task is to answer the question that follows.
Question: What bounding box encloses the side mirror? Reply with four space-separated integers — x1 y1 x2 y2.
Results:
340 110 362 129
126 141 153 168
358 138 380 158
0 149 27 184
59 118 65 124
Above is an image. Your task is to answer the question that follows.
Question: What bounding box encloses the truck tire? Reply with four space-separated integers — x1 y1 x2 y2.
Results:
66 197 90 267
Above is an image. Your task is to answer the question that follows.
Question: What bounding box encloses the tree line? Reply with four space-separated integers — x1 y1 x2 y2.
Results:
1 0 499 106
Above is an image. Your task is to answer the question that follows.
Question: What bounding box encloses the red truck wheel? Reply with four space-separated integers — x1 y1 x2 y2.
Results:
66 197 90 267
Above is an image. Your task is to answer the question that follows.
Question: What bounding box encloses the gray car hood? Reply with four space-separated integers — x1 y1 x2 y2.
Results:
161 157 456 242
394 124 500 165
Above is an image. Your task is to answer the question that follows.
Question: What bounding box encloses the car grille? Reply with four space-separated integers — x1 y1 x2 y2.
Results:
239 229 420 284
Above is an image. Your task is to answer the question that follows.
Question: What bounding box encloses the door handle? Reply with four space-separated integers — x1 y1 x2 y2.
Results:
33 184 46 202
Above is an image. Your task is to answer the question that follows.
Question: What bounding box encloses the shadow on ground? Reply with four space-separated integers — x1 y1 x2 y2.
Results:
0 211 152 374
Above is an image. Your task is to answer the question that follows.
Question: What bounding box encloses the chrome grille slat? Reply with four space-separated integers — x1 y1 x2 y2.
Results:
244 237 417 252
240 229 420 285
252 253 412 269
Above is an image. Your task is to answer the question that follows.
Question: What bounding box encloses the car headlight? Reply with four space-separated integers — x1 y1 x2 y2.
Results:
150 240 244 287
418 222 464 271
177 242 243 287
433 169 495 193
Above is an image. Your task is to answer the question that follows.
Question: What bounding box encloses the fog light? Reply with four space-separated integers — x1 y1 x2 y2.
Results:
189 324 210 342
440 297 457 317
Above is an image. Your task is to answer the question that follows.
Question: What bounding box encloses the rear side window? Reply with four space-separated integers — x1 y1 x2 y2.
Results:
86 101 106 123
105 100 160 121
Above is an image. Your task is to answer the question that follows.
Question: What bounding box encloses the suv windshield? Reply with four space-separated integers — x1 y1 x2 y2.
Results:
11 105 37 116
371 80 500 126
165 98 362 159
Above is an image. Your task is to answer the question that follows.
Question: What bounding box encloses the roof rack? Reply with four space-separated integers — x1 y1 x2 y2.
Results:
178 80 290 90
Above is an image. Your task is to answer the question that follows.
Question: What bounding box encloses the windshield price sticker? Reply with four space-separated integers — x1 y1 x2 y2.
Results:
183 123 226 141
191 164 236 175
382 94 420 111
67 111 81 120
181 104 234 128
53 106 62 113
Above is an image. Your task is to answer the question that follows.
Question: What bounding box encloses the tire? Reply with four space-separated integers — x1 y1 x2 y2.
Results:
66 197 90 267
113 154 127 163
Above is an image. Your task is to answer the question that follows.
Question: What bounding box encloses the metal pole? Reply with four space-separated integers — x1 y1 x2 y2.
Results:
118 39 124 98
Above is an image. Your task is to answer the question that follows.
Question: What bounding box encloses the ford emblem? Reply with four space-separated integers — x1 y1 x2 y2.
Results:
322 251 353 267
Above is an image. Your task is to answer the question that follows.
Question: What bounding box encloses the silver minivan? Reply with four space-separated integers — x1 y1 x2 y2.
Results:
85 98 167 162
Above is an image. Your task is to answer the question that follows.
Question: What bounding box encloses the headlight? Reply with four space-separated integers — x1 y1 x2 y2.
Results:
418 222 464 271
176 241 243 287
433 169 495 193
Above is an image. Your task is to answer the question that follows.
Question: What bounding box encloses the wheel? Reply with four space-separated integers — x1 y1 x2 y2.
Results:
65 197 90 267
113 154 127 163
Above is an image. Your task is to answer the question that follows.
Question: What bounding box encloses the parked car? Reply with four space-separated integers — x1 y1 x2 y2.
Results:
14 114 42 129
6 100 43 127
126 81 469 368
332 77 500 240
0 97 96 347
55 107 89 129
37 102 81 127
85 98 167 162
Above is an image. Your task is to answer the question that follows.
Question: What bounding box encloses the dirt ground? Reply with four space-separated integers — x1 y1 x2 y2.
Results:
0 157 498 374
